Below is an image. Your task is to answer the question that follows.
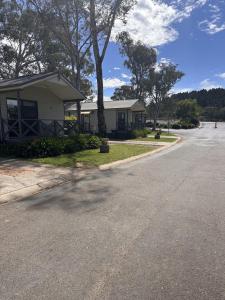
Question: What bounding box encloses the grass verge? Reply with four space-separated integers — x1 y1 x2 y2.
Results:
32 144 158 167
134 137 177 143
148 131 176 137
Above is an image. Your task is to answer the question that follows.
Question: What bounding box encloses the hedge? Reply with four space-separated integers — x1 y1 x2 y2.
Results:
171 119 199 129
129 128 150 139
0 134 102 159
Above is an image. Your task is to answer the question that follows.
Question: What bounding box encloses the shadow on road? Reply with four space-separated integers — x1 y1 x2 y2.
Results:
20 168 119 213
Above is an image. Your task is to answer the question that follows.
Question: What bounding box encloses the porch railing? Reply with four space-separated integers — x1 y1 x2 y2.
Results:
115 122 146 131
0 119 79 141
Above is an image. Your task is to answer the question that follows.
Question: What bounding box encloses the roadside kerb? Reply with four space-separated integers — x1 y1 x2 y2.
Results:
100 136 181 170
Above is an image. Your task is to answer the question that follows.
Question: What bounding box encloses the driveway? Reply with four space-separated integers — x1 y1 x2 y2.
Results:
0 159 86 203
0 122 225 299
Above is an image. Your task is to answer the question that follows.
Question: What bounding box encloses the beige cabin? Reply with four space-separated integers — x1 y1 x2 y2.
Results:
66 99 146 134
0 72 84 142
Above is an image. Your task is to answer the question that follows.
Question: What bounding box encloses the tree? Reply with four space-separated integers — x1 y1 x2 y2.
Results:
117 32 157 101
89 0 136 136
111 85 136 100
176 99 201 121
0 0 44 78
171 88 225 109
145 63 184 129
31 0 94 92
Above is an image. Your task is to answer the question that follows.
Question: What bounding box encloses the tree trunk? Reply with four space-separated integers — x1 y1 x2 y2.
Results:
89 0 107 137
153 118 157 131
71 58 82 132
96 60 106 136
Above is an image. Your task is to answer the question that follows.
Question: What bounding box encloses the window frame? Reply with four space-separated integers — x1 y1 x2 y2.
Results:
6 97 38 120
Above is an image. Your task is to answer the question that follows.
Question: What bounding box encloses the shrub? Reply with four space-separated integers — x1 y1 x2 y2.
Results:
0 143 17 157
171 119 198 130
63 138 79 154
172 123 181 129
129 129 148 139
86 135 102 149
0 134 101 159
15 138 65 158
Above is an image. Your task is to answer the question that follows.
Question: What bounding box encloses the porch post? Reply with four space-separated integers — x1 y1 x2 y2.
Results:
17 90 22 138
77 100 81 132
0 102 3 143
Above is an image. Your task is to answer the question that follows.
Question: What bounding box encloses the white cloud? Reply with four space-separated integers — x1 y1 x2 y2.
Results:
121 73 131 79
200 79 221 90
171 87 192 94
199 2 225 34
199 19 225 34
113 67 120 70
104 96 112 101
103 77 127 88
112 0 208 46
92 95 112 102
216 73 225 80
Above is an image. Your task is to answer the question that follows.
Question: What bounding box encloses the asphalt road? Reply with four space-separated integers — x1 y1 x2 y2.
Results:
1 122 225 300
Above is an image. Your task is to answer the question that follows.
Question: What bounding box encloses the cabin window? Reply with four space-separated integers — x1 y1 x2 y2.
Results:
7 99 18 120
7 99 38 120
21 100 38 120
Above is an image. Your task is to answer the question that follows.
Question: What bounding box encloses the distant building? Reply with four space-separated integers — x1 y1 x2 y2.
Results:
66 99 146 134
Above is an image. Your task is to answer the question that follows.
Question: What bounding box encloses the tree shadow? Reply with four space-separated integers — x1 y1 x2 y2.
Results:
21 168 119 214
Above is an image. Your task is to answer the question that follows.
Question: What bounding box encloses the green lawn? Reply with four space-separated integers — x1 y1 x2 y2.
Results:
134 137 177 143
32 144 158 167
148 131 176 137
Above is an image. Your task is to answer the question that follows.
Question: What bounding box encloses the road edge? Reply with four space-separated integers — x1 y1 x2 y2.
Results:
99 136 182 170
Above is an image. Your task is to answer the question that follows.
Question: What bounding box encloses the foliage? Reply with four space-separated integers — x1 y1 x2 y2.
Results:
116 31 157 101
171 120 198 130
65 115 77 121
111 85 137 100
171 88 225 121
0 0 45 78
30 0 94 96
171 88 225 109
176 99 201 120
145 63 184 129
129 128 149 139
113 33 184 128
0 134 102 158
0 0 93 97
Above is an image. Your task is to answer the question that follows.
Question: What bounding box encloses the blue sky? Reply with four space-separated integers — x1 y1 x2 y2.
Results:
97 0 225 100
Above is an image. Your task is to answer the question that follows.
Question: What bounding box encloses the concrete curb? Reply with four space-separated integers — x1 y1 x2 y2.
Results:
99 136 182 170
0 178 70 205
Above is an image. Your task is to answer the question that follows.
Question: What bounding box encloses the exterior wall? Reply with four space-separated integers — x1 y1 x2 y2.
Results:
65 108 142 133
90 109 122 133
105 110 117 133
70 109 119 133
0 86 64 121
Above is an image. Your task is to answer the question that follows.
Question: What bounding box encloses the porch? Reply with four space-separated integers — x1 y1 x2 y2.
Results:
0 72 85 143
116 111 146 131
0 119 79 142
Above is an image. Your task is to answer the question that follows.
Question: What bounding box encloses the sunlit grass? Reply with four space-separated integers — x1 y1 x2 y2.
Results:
32 144 158 167
134 137 177 143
